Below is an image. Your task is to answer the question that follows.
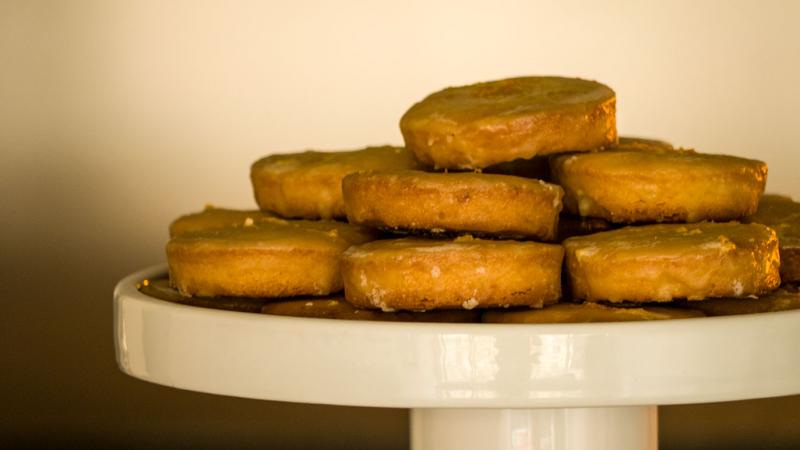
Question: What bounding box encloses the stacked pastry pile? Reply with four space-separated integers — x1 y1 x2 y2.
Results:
148 76 800 323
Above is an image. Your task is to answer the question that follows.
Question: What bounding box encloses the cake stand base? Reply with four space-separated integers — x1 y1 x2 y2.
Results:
410 406 657 450
115 266 800 450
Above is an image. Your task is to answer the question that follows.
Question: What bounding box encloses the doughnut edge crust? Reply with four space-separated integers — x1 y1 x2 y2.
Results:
342 170 564 240
562 223 781 302
341 237 564 311
400 76 617 169
551 150 768 223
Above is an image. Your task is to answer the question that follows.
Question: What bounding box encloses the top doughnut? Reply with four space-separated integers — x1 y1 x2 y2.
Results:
400 76 617 169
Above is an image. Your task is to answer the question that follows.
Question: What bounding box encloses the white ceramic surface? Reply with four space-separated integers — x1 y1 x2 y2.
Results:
115 264 800 408
410 407 657 450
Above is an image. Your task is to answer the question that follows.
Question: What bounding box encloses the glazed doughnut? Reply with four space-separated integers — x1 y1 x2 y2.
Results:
250 145 421 219
342 170 564 240
169 206 274 237
680 286 800 316
400 76 616 169
167 217 378 297
563 222 781 302
482 302 703 324
341 236 564 311
744 194 800 283
551 145 767 223
261 297 480 322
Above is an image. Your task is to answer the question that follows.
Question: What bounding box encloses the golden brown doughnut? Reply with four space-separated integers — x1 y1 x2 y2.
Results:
744 194 800 283
342 170 564 240
551 146 767 223
169 206 275 238
563 222 781 303
400 76 616 169
482 302 704 324
341 236 564 311
250 145 421 219
167 217 378 298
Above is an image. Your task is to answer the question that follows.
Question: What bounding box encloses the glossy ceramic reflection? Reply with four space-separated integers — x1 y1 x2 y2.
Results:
115 265 800 409
410 407 657 450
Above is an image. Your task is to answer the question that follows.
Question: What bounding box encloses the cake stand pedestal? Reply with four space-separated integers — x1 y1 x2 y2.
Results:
114 266 800 450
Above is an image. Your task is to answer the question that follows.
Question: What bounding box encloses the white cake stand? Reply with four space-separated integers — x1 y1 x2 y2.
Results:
114 265 800 450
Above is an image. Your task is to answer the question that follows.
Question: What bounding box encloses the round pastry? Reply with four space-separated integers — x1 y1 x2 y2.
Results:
482 302 704 324
261 297 480 322
250 145 421 219
400 76 617 169
550 146 768 223
167 217 378 298
169 206 275 237
341 236 564 311
680 286 800 316
342 170 564 240
563 222 781 303
744 194 800 283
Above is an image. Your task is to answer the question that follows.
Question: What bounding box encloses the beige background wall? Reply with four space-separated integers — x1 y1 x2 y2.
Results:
2 1 799 448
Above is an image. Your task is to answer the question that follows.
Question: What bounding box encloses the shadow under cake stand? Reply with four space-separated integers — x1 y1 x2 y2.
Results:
114 265 800 450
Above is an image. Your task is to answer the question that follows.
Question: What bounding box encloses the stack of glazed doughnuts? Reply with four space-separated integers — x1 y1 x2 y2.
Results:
152 76 800 324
